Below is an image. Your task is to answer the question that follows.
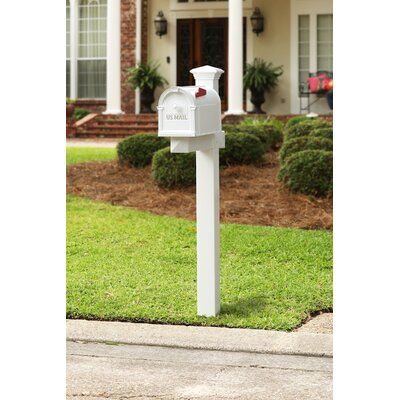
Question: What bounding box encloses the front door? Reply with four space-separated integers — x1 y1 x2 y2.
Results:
177 18 229 109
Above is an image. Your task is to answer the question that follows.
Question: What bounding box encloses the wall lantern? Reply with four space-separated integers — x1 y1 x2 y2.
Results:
154 11 167 38
250 7 264 36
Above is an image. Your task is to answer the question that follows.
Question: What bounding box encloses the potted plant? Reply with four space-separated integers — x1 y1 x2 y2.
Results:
127 61 168 113
66 98 76 119
244 58 283 114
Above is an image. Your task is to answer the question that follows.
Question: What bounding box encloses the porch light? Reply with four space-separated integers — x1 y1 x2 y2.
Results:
154 11 167 38
250 7 264 36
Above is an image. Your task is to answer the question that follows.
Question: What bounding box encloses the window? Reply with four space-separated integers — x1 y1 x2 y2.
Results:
77 0 107 98
317 14 333 72
298 15 310 89
296 13 333 90
66 0 70 97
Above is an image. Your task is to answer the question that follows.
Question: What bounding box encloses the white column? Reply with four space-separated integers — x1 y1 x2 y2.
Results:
226 0 245 115
70 0 78 99
104 0 122 114
135 0 142 114
190 66 224 317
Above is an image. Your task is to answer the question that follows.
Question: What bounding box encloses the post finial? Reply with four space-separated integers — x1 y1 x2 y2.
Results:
190 65 224 94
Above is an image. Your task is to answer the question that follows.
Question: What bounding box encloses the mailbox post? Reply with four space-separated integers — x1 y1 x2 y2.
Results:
157 65 224 317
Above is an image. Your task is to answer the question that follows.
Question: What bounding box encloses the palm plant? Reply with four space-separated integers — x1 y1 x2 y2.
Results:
243 59 283 114
128 61 168 113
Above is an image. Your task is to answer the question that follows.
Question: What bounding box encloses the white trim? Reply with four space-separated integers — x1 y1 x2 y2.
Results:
69 0 78 99
104 0 122 114
135 0 142 114
169 0 253 12
226 0 244 115
290 0 333 114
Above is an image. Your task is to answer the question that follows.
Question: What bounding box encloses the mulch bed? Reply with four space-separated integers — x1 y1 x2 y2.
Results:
67 152 332 230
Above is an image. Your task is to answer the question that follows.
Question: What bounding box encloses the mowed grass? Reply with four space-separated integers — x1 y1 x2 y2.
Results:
67 195 332 330
66 146 116 165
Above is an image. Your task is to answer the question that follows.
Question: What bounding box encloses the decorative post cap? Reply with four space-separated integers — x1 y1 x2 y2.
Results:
190 65 224 93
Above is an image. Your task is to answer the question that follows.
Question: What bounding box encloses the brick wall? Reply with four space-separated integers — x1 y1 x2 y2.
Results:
121 0 135 113
120 0 149 113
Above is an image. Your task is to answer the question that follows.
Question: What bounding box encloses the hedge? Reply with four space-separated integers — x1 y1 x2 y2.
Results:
222 124 282 151
310 127 333 141
117 133 169 168
220 132 265 166
278 150 333 197
152 147 196 188
279 136 333 164
285 119 332 141
284 115 310 131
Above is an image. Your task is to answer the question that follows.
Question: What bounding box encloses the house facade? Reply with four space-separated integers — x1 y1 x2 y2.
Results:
66 0 333 116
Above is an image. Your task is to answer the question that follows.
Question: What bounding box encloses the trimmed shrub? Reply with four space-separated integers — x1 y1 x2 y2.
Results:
238 117 283 150
152 147 196 189
310 126 333 141
279 136 333 164
222 124 240 133
284 115 310 131
117 133 169 168
279 150 333 197
264 124 284 149
220 132 264 166
73 107 91 120
236 126 273 151
285 119 331 141
223 124 282 151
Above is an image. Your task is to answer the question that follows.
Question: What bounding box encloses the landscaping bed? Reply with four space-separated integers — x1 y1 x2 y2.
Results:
67 151 332 230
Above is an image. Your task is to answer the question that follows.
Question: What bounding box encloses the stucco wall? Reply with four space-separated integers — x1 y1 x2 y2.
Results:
252 0 291 114
147 0 292 114
147 0 173 108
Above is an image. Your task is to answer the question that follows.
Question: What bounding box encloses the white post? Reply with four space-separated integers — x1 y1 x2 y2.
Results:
135 0 142 115
104 0 122 114
190 66 224 317
227 0 245 115
70 0 78 100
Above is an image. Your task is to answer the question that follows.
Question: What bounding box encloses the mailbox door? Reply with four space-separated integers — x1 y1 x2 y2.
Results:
159 90 195 137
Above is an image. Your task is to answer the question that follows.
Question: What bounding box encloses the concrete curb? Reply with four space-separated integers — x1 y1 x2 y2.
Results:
67 319 332 358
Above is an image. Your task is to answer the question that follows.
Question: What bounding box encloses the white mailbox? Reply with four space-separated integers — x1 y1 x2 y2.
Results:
157 66 224 318
157 86 222 138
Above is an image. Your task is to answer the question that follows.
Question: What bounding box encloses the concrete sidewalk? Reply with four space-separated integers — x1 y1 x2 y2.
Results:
67 341 332 400
67 319 332 357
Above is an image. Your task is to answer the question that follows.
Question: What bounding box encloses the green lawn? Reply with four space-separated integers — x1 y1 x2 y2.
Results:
67 195 332 330
66 146 116 165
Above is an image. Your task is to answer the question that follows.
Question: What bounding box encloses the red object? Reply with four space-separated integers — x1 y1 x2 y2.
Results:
308 74 331 93
195 87 207 98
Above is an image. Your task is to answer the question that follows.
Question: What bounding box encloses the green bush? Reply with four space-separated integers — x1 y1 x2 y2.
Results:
117 133 169 168
266 117 284 135
278 150 333 197
223 122 282 151
265 125 283 149
310 126 333 141
279 136 333 164
220 132 264 166
284 115 310 131
73 108 91 120
239 117 283 148
152 147 196 189
222 124 240 133
285 119 331 141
